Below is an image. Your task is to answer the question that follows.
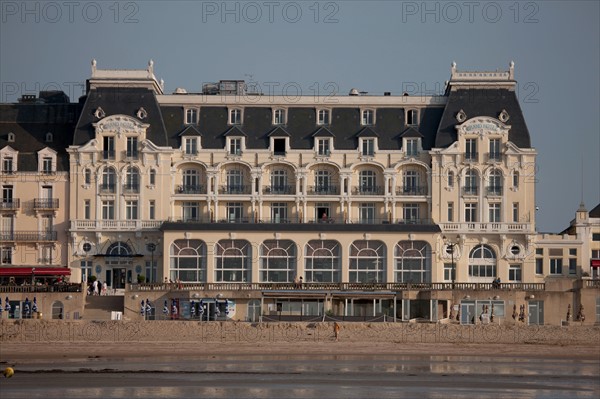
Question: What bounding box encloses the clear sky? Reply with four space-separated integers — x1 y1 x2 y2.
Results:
1 0 598 232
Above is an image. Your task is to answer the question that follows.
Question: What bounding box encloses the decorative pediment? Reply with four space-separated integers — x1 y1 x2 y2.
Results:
456 116 510 138
93 114 150 137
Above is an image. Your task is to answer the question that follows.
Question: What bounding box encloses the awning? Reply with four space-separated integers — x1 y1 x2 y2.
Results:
591 259 600 268
0 267 71 276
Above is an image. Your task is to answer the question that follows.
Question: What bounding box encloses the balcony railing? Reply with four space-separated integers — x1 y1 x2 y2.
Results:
99 183 116 193
218 185 251 195
486 186 503 196
177 185 206 194
462 186 479 196
33 198 59 209
396 186 427 196
307 185 339 195
352 186 384 195
0 199 20 210
70 220 163 231
122 150 139 160
0 231 58 242
441 222 532 233
585 279 600 289
487 152 502 163
129 282 546 292
102 150 116 160
122 183 140 194
262 185 295 195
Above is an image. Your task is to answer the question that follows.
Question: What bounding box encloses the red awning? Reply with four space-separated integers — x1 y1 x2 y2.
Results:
0 267 71 276
591 259 600 268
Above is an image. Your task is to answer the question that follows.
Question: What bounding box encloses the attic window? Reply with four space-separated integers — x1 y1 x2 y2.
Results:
45 132 53 142
7 133 15 142
406 109 419 126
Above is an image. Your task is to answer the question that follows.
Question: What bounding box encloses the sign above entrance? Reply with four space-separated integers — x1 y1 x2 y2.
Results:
456 116 510 138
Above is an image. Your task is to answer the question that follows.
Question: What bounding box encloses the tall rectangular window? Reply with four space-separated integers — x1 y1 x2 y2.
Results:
81 260 92 283
513 203 519 222
403 203 419 221
274 109 285 125
229 109 241 125
443 263 454 281
317 109 329 125
42 157 53 173
101 201 114 220
149 200 155 220
465 203 477 222
535 258 543 275
550 258 563 275
229 138 241 155
362 139 374 156
513 171 520 188
406 139 418 156
126 137 138 158
2 185 13 202
489 139 501 160
508 265 522 282
125 200 138 220
489 203 501 223
271 202 288 223
465 138 477 161
185 138 197 155
84 200 91 220
569 258 577 274
362 110 374 125
185 109 198 124
406 109 418 126
227 202 243 222
1 247 12 264
183 202 199 222
359 203 375 224
317 139 330 156
2 157 13 173
447 202 454 222
103 136 115 160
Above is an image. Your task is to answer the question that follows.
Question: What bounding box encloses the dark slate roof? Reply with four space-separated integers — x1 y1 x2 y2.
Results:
268 127 291 137
589 203 600 218
355 127 379 137
223 126 247 137
400 127 424 138
178 125 202 137
73 87 168 146
435 89 531 148
161 105 445 152
0 103 80 171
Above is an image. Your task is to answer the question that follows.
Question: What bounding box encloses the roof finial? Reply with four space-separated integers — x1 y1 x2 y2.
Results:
91 59 97 74
509 60 515 79
148 59 154 75
451 61 457 74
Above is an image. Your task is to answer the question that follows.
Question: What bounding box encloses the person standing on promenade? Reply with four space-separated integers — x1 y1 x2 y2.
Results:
334 322 341 341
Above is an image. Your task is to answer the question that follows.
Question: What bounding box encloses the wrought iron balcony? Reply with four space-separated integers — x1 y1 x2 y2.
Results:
352 186 384 195
218 185 251 195
307 185 339 195
0 199 20 210
396 186 427 195
262 185 295 195
486 186 503 196
122 183 140 194
462 186 479 196
33 198 59 209
0 231 58 242
177 185 206 194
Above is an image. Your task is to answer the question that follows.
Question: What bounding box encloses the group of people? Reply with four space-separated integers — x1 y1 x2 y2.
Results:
293 275 303 289
88 279 108 296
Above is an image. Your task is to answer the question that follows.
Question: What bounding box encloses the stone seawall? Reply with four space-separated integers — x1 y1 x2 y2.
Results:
2 320 599 346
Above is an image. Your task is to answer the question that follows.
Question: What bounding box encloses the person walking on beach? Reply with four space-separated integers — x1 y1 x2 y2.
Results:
334 322 341 341
92 280 99 296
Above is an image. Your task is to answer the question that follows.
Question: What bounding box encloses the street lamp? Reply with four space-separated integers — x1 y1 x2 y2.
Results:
443 236 456 289
146 242 156 283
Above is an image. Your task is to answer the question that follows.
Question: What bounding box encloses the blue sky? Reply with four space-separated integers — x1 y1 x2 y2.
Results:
1 0 598 232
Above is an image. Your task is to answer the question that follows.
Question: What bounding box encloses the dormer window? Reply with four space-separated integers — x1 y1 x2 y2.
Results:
7 133 15 142
229 108 242 125
406 109 419 126
405 138 419 156
229 137 242 155
317 109 330 125
2 157 14 174
185 108 198 125
271 138 287 156
184 137 198 155
316 138 331 156
42 157 53 174
361 138 375 156
273 109 286 125
361 109 375 126
45 132 53 142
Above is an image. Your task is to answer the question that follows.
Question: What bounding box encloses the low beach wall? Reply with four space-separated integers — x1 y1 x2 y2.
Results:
1 320 599 346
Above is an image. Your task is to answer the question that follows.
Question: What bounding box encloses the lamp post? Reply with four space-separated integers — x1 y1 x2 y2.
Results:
443 236 456 289
146 242 156 283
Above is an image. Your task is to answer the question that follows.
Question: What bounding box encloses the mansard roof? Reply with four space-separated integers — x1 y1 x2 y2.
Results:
355 127 379 138
435 89 531 149
73 87 168 146
400 127 424 138
178 125 202 137
0 102 79 171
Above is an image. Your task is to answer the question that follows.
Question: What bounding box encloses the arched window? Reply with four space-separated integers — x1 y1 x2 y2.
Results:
349 240 386 283
101 167 116 193
182 169 200 193
259 240 297 282
447 170 455 188
51 301 64 319
170 239 206 282
107 241 132 256
468 244 497 279
125 166 140 192
215 240 251 282
394 241 431 283
488 169 503 195
304 240 341 283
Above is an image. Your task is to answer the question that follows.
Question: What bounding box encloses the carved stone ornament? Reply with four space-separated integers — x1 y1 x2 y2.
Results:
498 109 510 123
456 116 510 138
136 107 148 120
94 107 105 119
456 109 467 122
93 115 150 138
